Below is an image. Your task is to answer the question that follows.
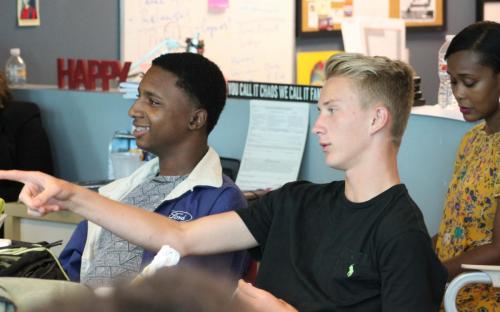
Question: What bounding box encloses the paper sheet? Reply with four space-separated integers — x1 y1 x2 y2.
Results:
235 100 309 191
353 0 388 18
341 17 406 61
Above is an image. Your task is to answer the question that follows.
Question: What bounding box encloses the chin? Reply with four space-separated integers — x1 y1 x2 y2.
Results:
325 158 344 170
462 114 482 123
135 140 149 151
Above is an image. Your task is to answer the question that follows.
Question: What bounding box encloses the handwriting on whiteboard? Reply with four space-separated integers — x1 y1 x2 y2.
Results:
121 0 294 83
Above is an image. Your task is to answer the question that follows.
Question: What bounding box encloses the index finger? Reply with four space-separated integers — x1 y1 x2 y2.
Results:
0 170 37 184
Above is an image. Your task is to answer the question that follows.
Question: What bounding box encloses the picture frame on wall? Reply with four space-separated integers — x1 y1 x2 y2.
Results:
296 0 445 38
17 0 40 27
296 0 352 37
392 0 445 29
476 0 500 22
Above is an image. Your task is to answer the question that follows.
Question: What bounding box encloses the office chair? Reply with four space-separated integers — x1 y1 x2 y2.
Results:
444 264 500 311
220 157 240 181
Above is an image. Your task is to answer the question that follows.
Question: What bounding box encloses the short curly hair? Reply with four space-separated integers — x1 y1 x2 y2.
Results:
0 71 12 110
152 53 227 134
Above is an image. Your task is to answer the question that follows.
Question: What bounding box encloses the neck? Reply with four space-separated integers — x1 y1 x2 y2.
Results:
344 144 400 203
157 140 208 176
484 108 500 134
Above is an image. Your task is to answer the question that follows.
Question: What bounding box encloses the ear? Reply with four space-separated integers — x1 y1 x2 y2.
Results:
188 108 208 131
369 105 390 135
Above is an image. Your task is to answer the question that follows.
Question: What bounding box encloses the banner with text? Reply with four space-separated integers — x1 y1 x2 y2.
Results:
227 81 322 103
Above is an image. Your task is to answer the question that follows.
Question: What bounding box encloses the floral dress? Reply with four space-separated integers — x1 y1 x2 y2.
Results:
436 122 500 311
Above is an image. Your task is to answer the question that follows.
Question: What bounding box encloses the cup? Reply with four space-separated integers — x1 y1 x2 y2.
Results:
110 152 142 179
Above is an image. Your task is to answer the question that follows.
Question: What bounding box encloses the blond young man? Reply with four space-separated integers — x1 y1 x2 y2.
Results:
0 53 447 311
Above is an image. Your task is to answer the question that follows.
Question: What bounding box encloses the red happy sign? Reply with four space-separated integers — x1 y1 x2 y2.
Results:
57 58 131 91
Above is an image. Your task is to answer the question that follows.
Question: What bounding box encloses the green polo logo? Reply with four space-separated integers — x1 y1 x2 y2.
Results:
347 264 354 277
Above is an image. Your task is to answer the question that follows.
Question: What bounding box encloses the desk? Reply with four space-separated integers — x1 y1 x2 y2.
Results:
4 202 84 256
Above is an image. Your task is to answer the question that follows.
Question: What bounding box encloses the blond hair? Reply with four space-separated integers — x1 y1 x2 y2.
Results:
325 53 414 146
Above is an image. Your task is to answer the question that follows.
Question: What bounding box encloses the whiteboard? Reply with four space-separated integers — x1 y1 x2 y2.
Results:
484 3 500 22
120 0 295 83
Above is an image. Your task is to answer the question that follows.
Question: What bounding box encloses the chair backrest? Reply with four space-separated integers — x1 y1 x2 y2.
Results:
220 157 240 181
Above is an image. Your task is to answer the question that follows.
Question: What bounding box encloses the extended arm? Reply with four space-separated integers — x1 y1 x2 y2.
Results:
0 170 258 256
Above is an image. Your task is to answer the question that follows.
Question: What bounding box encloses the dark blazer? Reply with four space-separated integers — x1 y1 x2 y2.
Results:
0 101 53 202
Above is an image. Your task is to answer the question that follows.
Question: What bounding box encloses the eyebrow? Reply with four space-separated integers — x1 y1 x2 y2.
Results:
456 72 479 78
139 88 162 99
448 71 479 80
318 99 340 107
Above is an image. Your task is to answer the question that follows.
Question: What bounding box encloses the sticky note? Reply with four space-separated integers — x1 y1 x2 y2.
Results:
208 0 229 9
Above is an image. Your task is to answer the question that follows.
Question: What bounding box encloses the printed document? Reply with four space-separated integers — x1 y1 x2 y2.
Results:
236 100 309 191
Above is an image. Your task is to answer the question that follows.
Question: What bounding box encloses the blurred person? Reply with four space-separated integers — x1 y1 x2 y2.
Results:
30 266 246 312
0 71 53 203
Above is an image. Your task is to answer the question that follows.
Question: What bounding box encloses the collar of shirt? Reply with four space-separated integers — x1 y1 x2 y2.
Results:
99 146 223 201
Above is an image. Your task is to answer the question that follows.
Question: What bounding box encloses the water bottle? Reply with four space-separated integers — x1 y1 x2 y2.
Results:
108 130 136 179
5 48 27 86
437 35 457 108
108 129 153 179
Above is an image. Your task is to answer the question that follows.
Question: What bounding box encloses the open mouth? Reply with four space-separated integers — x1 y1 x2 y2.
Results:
132 125 150 136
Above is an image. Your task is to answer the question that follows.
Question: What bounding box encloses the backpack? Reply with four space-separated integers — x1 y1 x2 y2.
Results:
0 240 69 280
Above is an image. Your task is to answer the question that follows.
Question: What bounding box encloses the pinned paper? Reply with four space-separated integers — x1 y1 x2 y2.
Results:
208 0 229 9
341 17 407 62
235 100 309 191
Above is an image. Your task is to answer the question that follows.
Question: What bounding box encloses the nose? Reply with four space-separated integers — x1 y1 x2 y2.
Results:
452 83 466 101
128 99 142 118
312 113 325 136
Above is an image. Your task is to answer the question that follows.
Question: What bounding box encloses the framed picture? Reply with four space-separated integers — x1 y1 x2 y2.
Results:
297 0 352 37
391 0 445 29
17 0 40 27
297 0 445 38
476 0 500 22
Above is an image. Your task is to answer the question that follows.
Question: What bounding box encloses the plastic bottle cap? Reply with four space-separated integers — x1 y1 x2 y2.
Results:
10 48 20 56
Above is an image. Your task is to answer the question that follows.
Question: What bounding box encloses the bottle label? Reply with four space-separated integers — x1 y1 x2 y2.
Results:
17 68 27 79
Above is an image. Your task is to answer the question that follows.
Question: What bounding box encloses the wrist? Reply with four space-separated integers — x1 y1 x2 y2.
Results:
66 183 92 214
